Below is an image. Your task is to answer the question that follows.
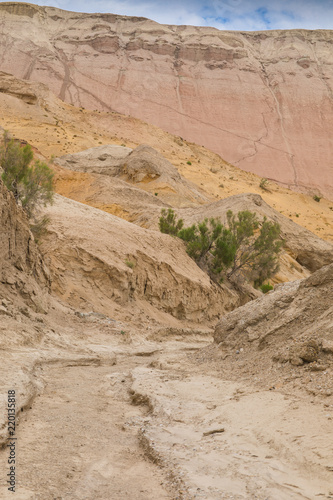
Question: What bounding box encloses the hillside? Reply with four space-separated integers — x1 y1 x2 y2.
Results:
0 3 332 198
0 13 333 499
0 70 332 243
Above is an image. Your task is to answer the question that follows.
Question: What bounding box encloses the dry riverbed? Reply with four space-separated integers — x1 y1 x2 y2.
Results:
0 312 333 500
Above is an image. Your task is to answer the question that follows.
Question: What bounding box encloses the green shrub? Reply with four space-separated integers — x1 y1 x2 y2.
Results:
159 208 283 286
260 283 274 293
125 260 135 269
0 132 54 219
159 208 184 236
187 161 192 165
313 195 321 202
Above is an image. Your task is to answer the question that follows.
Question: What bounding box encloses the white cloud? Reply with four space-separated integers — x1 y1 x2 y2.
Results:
1 0 333 30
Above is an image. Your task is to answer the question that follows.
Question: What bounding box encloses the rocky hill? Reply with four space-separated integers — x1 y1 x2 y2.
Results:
51 145 333 287
0 3 332 198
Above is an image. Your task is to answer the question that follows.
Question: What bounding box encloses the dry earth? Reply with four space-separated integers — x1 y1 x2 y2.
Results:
1 299 333 500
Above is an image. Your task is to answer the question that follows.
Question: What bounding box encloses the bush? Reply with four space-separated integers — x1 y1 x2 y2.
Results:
0 132 54 219
159 208 184 236
159 208 283 286
313 195 321 202
260 283 274 293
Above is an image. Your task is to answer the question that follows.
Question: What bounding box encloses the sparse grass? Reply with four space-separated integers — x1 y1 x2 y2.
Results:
260 178 270 191
125 260 135 269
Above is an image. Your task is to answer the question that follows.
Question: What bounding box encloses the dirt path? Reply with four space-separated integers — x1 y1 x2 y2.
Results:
0 354 174 500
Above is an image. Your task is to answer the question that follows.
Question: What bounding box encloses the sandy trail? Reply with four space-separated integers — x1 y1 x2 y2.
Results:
0 352 173 500
0 324 332 500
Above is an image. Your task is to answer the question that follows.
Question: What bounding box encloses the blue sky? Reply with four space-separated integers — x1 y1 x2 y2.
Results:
2 0 333 30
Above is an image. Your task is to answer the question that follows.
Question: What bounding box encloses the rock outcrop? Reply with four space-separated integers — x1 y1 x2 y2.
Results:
0 3 332 197
213 262 333 399
214 262 333 349
54 144 209 206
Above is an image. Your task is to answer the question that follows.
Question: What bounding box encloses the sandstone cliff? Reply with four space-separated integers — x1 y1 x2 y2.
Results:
1 70 332 243
0 3 332 197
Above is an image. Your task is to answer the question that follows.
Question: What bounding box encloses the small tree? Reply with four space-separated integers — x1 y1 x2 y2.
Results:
0 132 33 201
178 218 223 266
158 208 283 287
225 211 283 285
0 132 54 220
20 160 54 218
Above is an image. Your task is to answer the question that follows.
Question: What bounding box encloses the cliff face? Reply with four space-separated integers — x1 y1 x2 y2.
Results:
0 179 50 309
0 3 332 198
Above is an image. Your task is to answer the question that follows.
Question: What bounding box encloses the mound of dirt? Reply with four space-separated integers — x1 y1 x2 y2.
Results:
213 262 333 400
40 195 239 325
54 144 132 175
54 144 209 207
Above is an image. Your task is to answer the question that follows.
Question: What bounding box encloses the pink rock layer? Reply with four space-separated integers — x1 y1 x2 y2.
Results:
0 3 332 198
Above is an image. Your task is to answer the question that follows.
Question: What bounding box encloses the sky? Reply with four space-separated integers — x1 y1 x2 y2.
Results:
2 0 333 30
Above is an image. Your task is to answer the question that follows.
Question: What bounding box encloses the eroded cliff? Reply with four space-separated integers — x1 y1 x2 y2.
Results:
0 3 332 197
